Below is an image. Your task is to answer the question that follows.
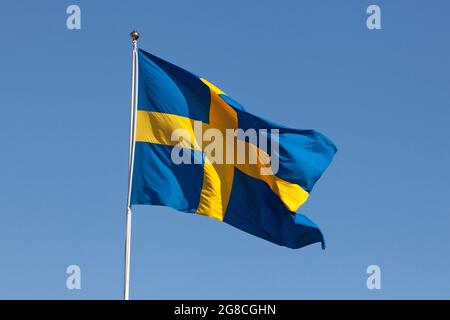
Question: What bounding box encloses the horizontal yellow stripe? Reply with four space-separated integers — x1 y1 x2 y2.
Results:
135 109 309 213
136 110 206 150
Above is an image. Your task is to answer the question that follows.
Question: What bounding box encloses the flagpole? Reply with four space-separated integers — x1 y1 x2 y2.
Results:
124 29 139 300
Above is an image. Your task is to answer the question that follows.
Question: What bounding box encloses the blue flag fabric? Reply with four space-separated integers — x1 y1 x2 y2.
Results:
131 48 337 249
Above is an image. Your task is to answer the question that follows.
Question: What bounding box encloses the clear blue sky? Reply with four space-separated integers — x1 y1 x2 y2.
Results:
0 0 449 299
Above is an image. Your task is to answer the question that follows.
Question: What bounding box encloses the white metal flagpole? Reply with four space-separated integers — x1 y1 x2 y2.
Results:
124 29 139 300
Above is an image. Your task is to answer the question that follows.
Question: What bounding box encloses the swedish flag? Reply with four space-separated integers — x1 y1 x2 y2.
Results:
131 48 336 249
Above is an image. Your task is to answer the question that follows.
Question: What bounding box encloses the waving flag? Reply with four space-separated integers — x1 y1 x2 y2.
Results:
130 48 336 249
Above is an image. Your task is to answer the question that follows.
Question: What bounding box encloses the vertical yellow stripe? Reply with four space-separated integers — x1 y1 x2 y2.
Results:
196 80 238 221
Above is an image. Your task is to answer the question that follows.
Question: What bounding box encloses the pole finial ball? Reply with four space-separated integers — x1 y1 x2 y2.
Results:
130 30 140 41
